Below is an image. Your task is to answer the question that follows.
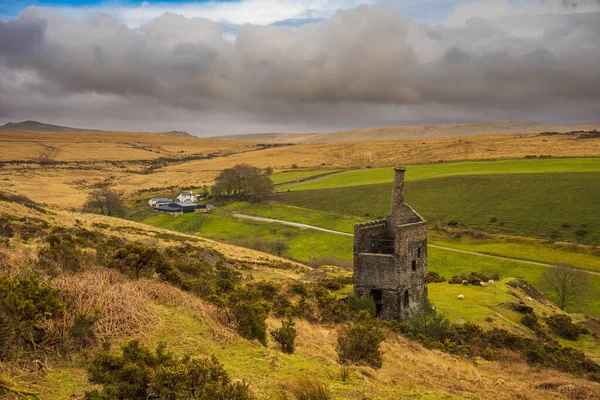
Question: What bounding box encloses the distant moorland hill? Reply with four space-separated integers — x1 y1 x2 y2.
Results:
215 121 600 143
0 120 193 137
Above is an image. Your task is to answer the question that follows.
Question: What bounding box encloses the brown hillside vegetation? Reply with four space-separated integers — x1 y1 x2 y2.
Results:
1 199 600 399
2 130 600 208
0 130 254 162
217 121 600 143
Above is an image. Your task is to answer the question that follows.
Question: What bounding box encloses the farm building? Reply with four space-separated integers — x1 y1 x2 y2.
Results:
176 192 196 203
148 198 171 207
353 166 428 321
155 202 200 215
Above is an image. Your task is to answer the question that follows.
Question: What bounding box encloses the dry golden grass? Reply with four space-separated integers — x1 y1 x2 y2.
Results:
0 199 308 272
0 130 255 162
2 129 600 208
46 268 159 341
2 198 600 399
264 316 600 399
220 121 600 143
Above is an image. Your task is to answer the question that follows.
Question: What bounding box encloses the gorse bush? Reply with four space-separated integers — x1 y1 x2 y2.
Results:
68 312 98 350
545 315 583 340
113 243 170 279
521 313 540 332
37 233 86 275
346 295 376 318
270 314 296 354
0 274 63 360
337 311 385 368
228 288 271 346
86 340 253 399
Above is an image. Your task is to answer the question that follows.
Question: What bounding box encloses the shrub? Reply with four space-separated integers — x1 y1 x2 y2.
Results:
447 220 458 227
521 313 540 331
0 274 63 359
426 271 446 283
228 288 271 346
346 295 376 318
68 312 98 350
37 234 85 275
112 243 167 278
85 340 253 399
269 237 290 257
290 282 308 296
448 271 498 285
270 314 296 354
400 297 451 342
545 315 583 340
337 311 385 368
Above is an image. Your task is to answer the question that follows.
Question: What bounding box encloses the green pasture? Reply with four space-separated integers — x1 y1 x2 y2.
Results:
428 246 600 318
143 209 353 262
428 280 518 326
223 202 365 233
285 158 600 191
272 173 600 246
430 236 600 273
269 169 341 185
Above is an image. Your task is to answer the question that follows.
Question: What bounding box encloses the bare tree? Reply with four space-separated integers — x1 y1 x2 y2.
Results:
539 263 594 311
212 164 273 202
37 146 60 166
268 237 290 257
83 187 124 217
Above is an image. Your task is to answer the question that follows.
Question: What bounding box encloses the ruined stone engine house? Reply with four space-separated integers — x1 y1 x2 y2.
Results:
353 166 428 320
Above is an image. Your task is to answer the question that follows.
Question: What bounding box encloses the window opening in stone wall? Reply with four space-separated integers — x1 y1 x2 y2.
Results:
371 289 383 316
403 290 409 308
411 260 417 271
417 247 421 258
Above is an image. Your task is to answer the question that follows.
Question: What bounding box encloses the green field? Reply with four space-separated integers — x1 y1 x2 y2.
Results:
430 236 600 273
285 158 600 191
428 245 600 318
143 208 353 262
224 202 365 233
269 169 341 185
271 173 600 246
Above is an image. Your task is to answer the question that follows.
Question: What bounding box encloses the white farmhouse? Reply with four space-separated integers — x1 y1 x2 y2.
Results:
175 192 196 203
148 197 171 207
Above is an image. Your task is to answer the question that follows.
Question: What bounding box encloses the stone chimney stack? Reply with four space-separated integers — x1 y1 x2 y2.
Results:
389 166 406 221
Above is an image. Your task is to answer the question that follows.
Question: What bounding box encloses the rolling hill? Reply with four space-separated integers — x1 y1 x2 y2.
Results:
215 121 600 143
0 120 193 137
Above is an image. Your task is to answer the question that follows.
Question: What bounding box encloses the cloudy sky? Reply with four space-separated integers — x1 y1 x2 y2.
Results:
0 0 599 135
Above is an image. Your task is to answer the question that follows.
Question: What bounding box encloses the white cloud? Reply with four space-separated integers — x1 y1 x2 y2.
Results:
1 1 599 134
50 0 377 27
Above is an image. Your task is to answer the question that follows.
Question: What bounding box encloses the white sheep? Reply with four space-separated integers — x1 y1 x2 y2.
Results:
458 294 465 300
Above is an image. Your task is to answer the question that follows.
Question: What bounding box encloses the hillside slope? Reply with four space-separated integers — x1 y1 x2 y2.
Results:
0 121 193 137
1 197 600 399
217 121 600 143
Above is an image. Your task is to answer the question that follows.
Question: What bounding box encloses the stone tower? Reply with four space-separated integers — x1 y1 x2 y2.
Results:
353 166 428 320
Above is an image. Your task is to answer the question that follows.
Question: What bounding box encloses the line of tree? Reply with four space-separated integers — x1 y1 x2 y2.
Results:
211 164 273 203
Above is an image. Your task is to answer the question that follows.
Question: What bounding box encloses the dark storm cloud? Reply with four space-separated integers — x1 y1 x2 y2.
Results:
0 3 599 134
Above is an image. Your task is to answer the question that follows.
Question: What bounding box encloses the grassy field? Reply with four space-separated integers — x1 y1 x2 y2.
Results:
271 172 600 246
223 202 365 233
142 202 600 317
143 207 354 262
284 158 600 191
269 169 341 185
429 235 600 273
428 245 600 318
